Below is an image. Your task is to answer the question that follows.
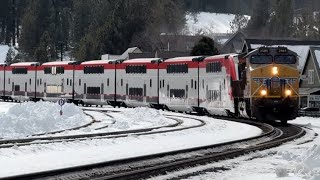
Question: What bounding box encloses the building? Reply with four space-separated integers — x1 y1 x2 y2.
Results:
300 46 320 107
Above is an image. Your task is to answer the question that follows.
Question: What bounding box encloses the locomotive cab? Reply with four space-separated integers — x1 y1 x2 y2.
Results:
243 47 300 124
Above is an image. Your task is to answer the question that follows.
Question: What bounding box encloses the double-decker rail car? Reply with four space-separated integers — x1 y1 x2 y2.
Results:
77 60 116 106
116 58 160 108
200 54 239 116
40 61 76 102
159 56 202 112
236 47 300 124
5 62 40 102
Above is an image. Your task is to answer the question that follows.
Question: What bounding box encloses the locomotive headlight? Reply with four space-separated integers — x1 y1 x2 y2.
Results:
285 89 292 96
260 90 267 96
272 67 278 75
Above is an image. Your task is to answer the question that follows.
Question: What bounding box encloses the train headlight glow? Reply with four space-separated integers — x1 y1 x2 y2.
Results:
272 67 278 75
260 90 267 96
285 89 292 96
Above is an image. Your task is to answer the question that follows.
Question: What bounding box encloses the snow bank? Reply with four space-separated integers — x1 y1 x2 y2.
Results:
0 101 89 138
109 107 172 130
295 145 320 179
279 144 320 179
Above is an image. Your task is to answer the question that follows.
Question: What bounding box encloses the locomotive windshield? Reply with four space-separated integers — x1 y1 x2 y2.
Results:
274 55 296 64
250 55 273 64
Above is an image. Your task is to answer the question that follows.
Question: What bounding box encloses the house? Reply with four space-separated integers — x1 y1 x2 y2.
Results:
300 46 320 108
101 47 142 60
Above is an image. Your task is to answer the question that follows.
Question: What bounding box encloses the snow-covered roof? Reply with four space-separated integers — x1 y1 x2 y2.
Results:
10 62 40 67
165 56 202 62
81 59 119 65
119 47 142 60
42 61 76 66
123 58 161 64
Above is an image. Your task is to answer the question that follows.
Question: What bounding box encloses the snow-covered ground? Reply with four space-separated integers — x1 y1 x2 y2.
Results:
1 101 319 179
0 101 261 178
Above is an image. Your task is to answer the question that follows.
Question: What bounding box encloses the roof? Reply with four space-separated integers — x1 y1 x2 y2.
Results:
81 59 119 65
10 62 40 67
122 58 161 64
42 61 76 66
164 56 202 63
300 88 320 95
119 47 142 60
311 46 320 72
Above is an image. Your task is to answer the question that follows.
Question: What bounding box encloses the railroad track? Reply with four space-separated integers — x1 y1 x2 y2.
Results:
0 111 205 149
1 116 303 180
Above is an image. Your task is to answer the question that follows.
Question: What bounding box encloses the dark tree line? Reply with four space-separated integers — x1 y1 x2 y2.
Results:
2 0 185 62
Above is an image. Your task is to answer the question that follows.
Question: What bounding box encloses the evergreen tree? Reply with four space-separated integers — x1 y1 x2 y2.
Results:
5 45 15 64
190 36 219 56
230 14 249 33
268 0 294 37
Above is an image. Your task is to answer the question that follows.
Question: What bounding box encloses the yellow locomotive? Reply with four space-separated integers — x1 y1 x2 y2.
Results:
237 47 299 124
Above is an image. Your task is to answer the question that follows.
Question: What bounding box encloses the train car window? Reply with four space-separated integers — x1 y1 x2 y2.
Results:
274 55 296 64
186 85 188 98
29 78 31 85
8 78 10 84
107 78 109 86
121 79 123 86
170 89 185 98
150 79 152 87
43 82 45 92
191 79 193 88
14 85 20 91
195 81 197 90
70 80 72 86
84 83 86 94
87 87 100 94
125 65 147 74
79 79 81 86
126 84 128 95
12 83 14 91
206 62 222 73
44 67 51 74
250 55 272 64
25 82 27 92
12 67 28 74
166 64 188 74
84 66 104 74
40 79 42 85
56 66 65 74
144 84 146 96
67 79 69 85
202 79 204 89
101 83 104 94
129 88 143 96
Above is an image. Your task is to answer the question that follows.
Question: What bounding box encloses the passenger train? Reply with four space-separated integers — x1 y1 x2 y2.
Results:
0 46 299 124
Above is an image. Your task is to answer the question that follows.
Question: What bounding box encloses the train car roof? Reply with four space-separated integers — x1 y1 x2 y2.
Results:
42 61 76 66
10 62 40 67
80 59 119 65
205 53 238 60
122 58 161 64
164 56 203 62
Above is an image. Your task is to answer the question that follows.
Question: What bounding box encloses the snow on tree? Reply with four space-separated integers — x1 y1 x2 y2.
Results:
5 46 16 64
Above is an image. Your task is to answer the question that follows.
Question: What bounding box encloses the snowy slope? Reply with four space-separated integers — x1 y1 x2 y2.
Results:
185 12 250 35
0 45 9 63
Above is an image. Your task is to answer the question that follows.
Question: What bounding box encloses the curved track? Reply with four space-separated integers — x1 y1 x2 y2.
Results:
0 111 205 149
